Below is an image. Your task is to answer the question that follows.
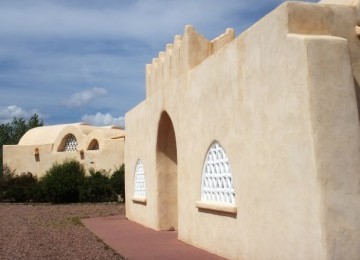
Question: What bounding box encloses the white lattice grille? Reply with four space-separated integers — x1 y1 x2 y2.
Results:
134 160 146 198
64 134 78 152
201 142 235 204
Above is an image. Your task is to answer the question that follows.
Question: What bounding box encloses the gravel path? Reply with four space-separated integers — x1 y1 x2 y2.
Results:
0 203 126 260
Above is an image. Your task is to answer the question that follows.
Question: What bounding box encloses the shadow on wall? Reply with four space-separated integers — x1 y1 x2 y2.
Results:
197 208 237 219
354 78 360 121
157 112 177 164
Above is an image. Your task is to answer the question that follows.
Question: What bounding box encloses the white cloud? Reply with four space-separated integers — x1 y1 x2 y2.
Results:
81 112 124 127
0 105 42 124
65 87 107 108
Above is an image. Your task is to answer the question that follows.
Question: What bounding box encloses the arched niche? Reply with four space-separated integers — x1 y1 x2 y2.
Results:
87 139 99 150
156 111 178 230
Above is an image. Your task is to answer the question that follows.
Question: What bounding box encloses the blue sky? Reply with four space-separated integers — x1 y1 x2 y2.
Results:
0 0 317 127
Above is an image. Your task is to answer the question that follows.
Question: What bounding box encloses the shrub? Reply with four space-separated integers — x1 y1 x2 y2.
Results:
0 161 124 203
31 180 47 202
111 164 125 201
40 159 85 203
0 165 15 200
0 166 38 202
3 172 37 202
79 169 115 202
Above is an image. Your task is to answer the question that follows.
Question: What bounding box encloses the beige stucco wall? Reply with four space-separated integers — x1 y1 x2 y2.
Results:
125 1 360 259
3 123 125 177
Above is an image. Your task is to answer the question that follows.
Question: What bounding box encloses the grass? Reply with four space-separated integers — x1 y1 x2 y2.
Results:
68 216 83 226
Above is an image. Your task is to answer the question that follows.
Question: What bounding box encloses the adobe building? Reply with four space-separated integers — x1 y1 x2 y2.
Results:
3 123 125 177
125 0 360 259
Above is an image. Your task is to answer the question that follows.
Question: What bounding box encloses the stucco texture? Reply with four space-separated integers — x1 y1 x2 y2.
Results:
125 1 360 259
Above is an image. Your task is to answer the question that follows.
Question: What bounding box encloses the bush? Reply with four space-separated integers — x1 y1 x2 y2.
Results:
31 181 46 202
4 172 37 202
0 165 15 200
40 159 85 203
111 164 125 201
0 161 125 203
0 165 38 202
79 169 116 202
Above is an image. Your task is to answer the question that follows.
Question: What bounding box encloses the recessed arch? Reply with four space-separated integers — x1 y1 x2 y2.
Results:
201 141 235 204
58 134 78 152
156 111 178 230
88 139 99 150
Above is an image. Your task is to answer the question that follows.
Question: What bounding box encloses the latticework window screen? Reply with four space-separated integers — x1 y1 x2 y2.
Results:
134 160 146 198
201 142 235 204
64 134 78 152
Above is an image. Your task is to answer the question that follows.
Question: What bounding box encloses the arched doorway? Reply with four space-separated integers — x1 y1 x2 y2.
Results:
156 111 178 230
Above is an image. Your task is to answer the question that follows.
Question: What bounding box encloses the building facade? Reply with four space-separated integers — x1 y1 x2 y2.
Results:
3 123 125 177
125 0 360 259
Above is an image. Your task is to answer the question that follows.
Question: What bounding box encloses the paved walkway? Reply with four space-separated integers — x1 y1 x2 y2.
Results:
82 215 225 260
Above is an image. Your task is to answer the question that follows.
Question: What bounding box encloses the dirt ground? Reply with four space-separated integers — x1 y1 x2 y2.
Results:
0 203 126 259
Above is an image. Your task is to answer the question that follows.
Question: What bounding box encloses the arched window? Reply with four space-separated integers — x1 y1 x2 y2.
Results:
88 139 99 150
201 142 235 204
62 134 78 152
134 160 146 198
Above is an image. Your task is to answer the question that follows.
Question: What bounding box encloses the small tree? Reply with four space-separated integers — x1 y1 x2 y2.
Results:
27 113 43 129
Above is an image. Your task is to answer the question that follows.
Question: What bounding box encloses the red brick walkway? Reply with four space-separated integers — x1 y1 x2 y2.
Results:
82 215 225 260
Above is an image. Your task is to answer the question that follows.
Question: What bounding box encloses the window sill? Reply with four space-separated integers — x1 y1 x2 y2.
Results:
132 197 147 204
195 201 237 214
